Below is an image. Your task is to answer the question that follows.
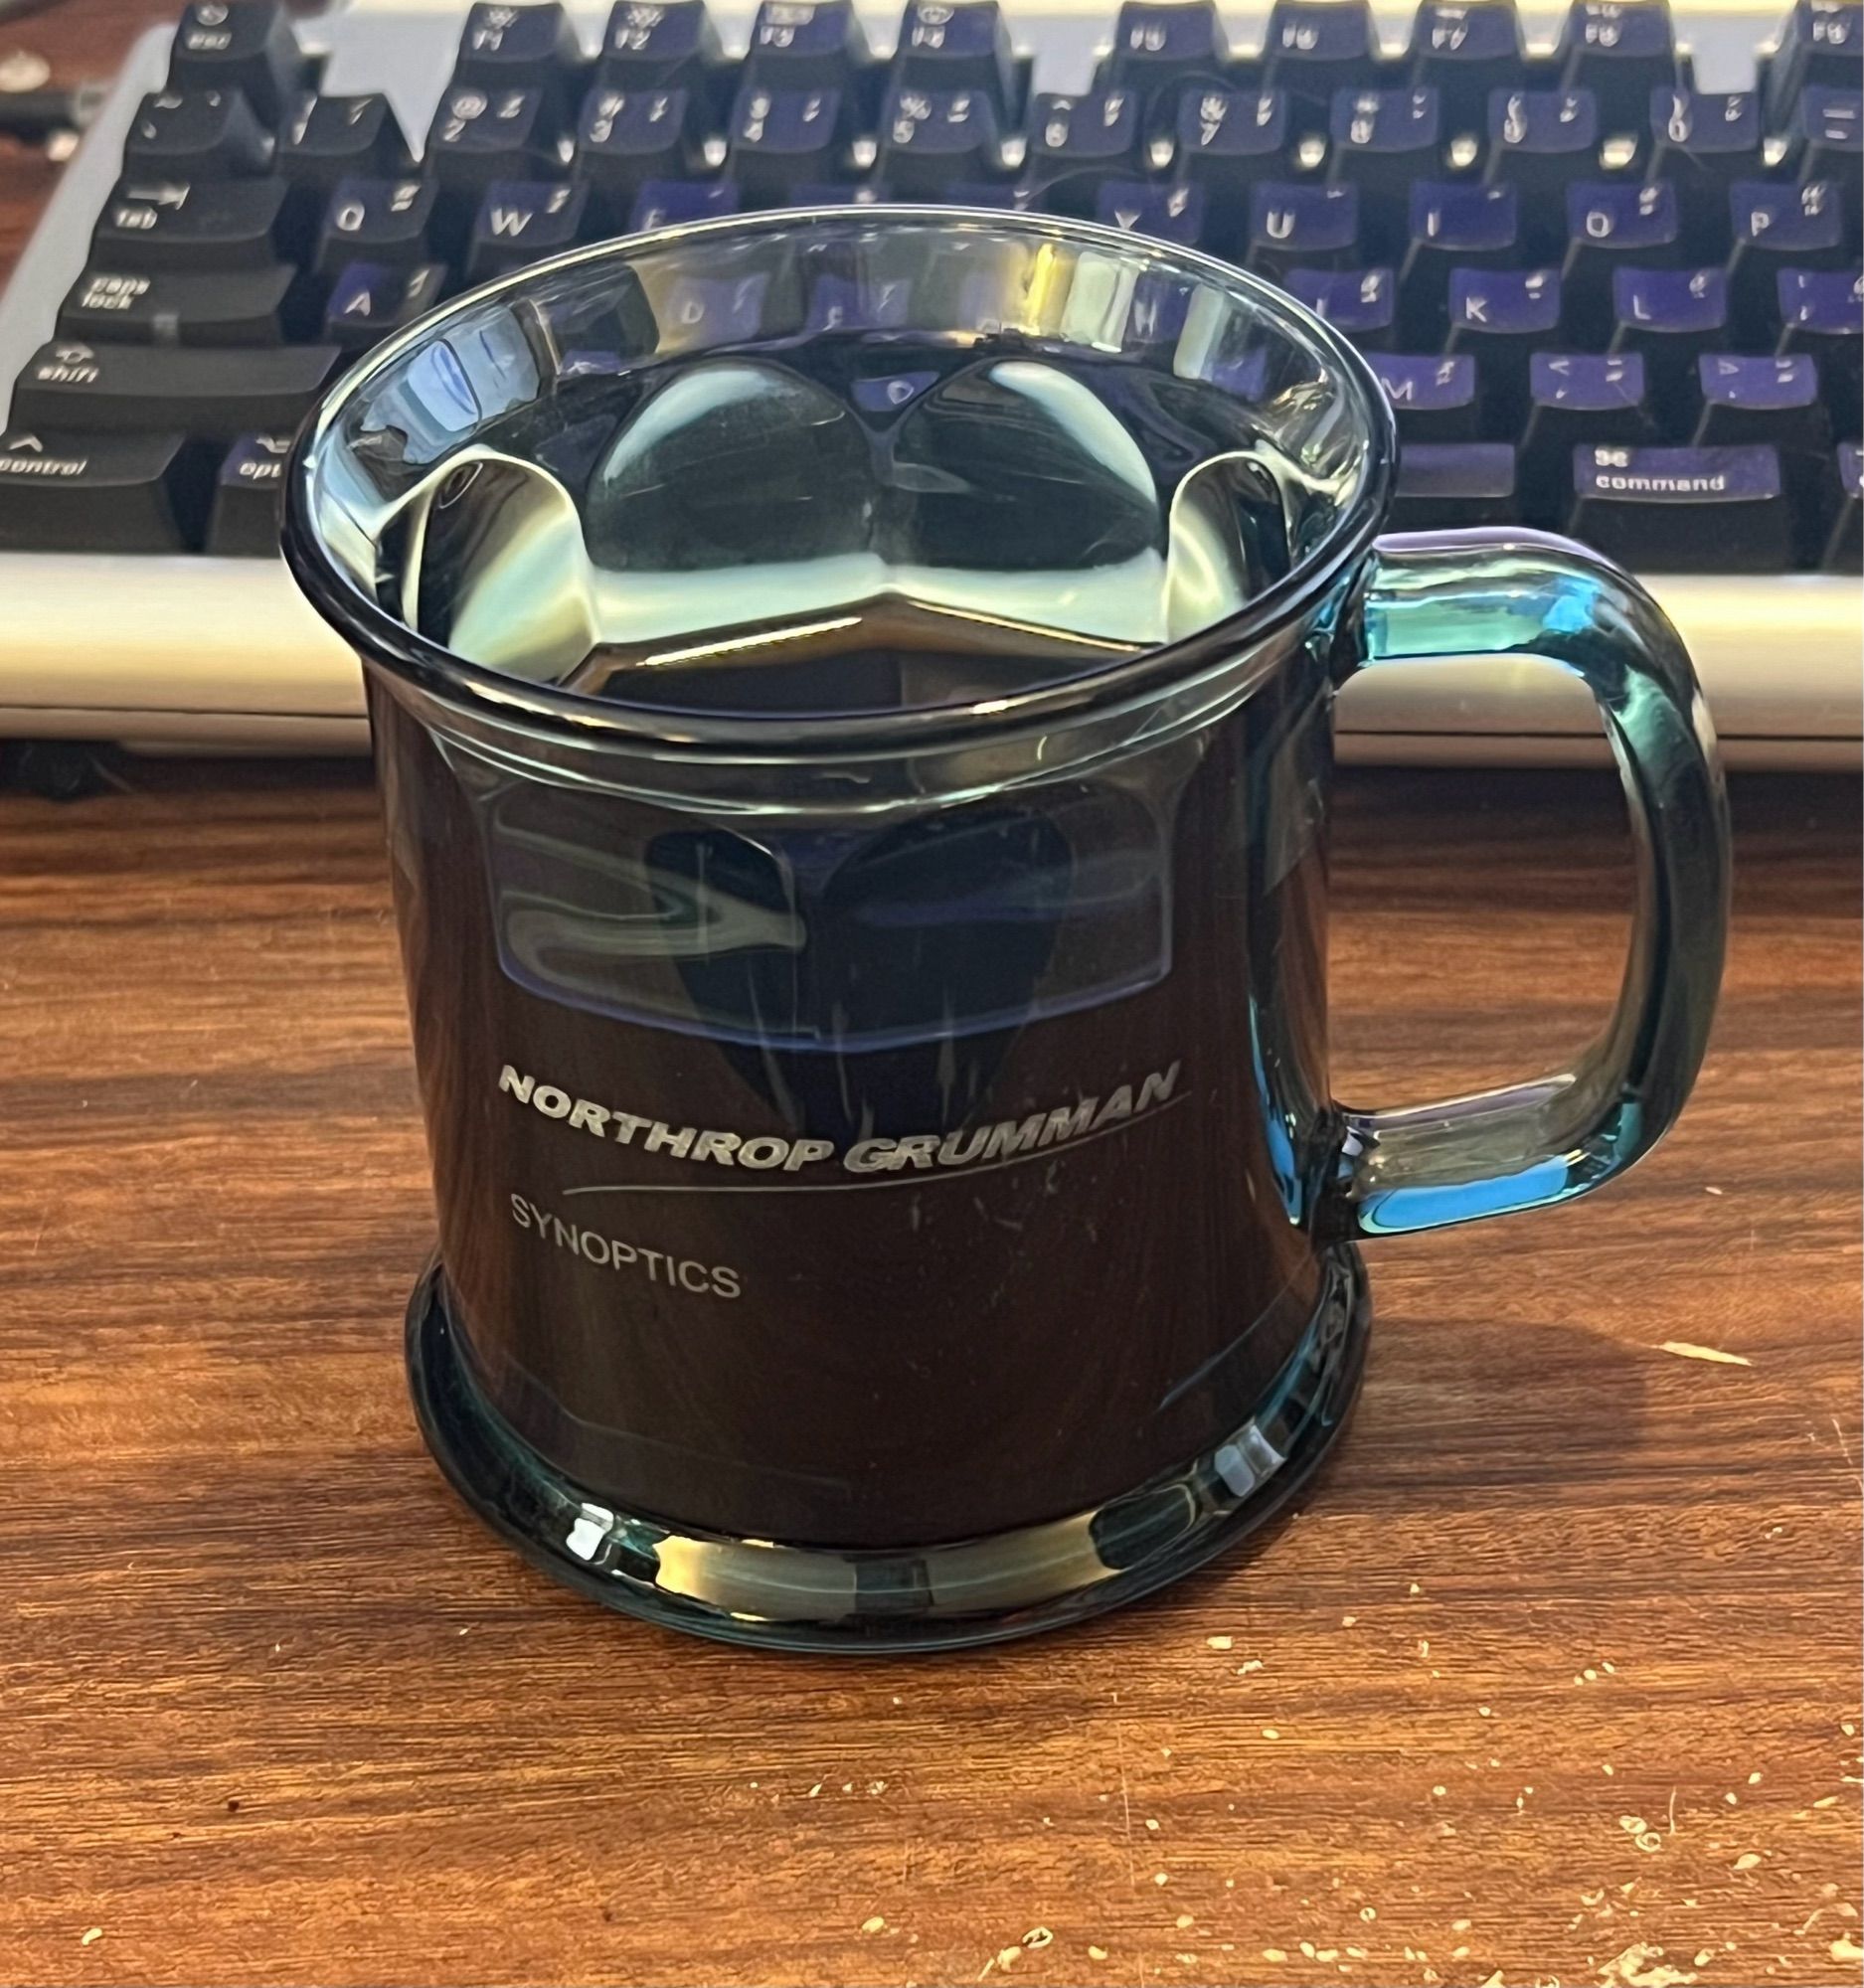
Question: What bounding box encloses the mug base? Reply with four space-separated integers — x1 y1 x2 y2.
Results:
404 1247 1371 1651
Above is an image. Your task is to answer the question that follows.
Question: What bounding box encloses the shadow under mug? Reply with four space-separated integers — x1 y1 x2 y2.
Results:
282 209 1730 1650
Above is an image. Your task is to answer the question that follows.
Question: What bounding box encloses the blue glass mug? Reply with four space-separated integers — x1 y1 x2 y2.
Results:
283 210 1729 1649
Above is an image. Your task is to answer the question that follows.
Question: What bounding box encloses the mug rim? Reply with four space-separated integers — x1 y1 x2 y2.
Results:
280 204 1398 757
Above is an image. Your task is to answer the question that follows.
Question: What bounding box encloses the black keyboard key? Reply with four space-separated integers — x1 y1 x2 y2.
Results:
1445 265 1561 419
745 0 873 91
727 83 848 194
1521 350 1654 508
58 263 297 345
895 1 1018 123
1392 441 1519 527
425 85 561 191
314 176 436 276
277 93 411 189
629 177 740 229
1247 181 1359 277
0 426 211 551
1729 178 1846 334
166 0 300 125
1562 179 1680 340
454 3 585 96
1646 90 1762 242
93 176 290 272
1765 0 1863 130
205 430 290 555
1286 265 1396 346
1408 0 1523 131
1024 89 1142 209
1820 437 1861 571
1263 0 1380 125
576 85 702 208
1103 0 1229 113
125 87 272 178
1372 352 1480 437
1173 88 1288 213
1555 0 1676 133
1329 87 1442 248
466 179 588 278
878 84 1002 192
1789 85 1864 193
1776 265 1863 429
1610 263 1728 414
1095 180 1206 246
10 338 338 440
323 260 448 350
598 0 724 92
1486 87 1600 208
1693 351 1828 450
1567 440 1792 568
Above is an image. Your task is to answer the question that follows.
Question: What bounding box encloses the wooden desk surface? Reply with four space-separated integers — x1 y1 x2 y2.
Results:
1 12 1860 1983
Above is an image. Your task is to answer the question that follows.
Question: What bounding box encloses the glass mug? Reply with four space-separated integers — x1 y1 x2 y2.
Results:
283 210 1729 1650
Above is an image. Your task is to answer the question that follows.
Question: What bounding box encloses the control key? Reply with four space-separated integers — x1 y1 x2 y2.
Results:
0 427 211 551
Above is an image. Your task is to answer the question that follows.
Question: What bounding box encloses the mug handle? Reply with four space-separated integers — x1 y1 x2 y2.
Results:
1326 528 1732 1240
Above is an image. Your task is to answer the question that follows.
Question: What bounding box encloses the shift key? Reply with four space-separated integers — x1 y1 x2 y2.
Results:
92 176 292 271
10 339 338 440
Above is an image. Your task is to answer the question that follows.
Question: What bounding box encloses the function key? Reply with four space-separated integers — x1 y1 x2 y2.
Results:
313 176 436 276
1609 263 1728 414
424 85 562 191
1371 352 1480 439
56 263 297 345
894 2 1019 124
1819 438 1861 572
1646 90 1762 240
1407 0 1522 131
1554 1 1676 133
1173 87 1288 195
1692 351 1827 451
1562 180 1680 340
1445 265 1563 421
125 87 272 178
597 0 724 91
206 431 291 557
1247 182 1359 277
9 338 339 440
323 260 449 350
1328 88 1442 247
466 179 589 279
1520 351 1653 509
1788 85 1863 190
726 84 850 195
277 93 412 189
744 1 874 92
1391 441 1519 528
166 0 301 126
1765 0 1863 131
1023 89 1142 210
1485 88 1600 206
878 84 1003 192
1263 0 1382 123
1728 179 1845 332
1776 266 1862 430
0 427 211 553
1095 179 1207 246
1102 1 1229 107
453 4 586 94
92 176 292 271
1285 264 1396 346
1567 441 1792 569
575 86 705 211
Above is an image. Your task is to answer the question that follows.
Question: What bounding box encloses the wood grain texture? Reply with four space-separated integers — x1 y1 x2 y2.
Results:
0 20 1859 1982
0 759 1856 1988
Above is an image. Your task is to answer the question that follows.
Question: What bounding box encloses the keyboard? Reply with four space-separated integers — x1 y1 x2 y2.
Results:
0 0 1856 769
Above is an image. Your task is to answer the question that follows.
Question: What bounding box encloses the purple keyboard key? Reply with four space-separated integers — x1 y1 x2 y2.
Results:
1567 179 1679 253
322 259 446 351
1372 352 1479 438
1096 180 1205 246
1694 352 1827 450
895 0 1018 122
1612 263 1726 333
1569 441 1791 569
597 0 724 91
1175 88 1287 184
1104 0 1230 88
1449 265 1562 334
1392 440 1519 528
878 85 1002 193
745 0 872 90
1794 84 1863 181
1555 0 1676 130
1285 266 1396 345
1409 0 1524 126
1486 86 1598 198
628 178 741 230
728 85 847 193
1778 265 1863 427
806 271 914 331
1248 181 1359 274
1531 350 1647 409
1264 0 1380 113
1521 352 1653 513
1824 438 1861 572
660 268 769 342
